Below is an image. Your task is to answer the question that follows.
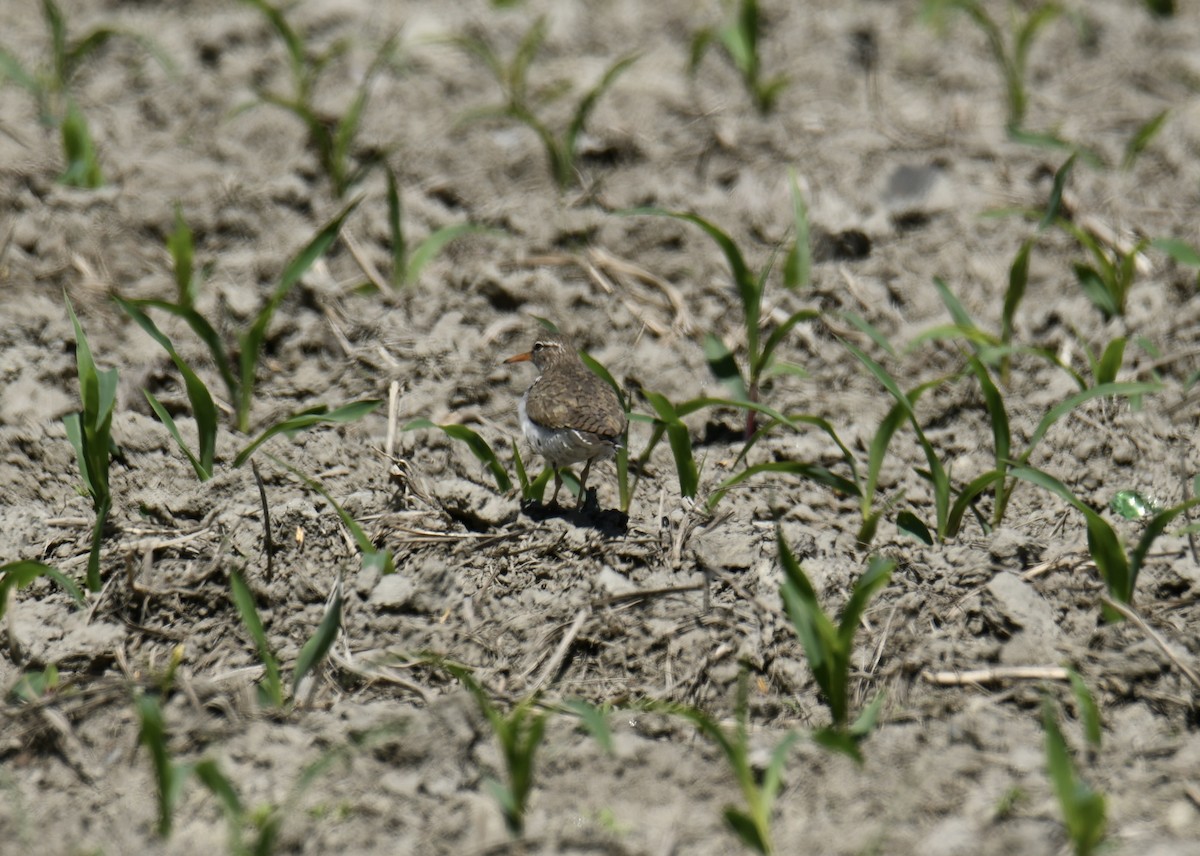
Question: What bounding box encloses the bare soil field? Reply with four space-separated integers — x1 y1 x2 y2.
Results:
1 1 1199 853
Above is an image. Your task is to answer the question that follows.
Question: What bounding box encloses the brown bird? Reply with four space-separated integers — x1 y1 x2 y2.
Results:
504 332 626 508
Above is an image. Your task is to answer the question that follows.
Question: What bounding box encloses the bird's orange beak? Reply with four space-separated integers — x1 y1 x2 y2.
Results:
503 351 532 364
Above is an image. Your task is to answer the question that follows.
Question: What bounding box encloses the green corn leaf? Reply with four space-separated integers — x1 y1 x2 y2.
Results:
229 568 284 707
724 808 767 854
59 100 103 187
292 574 343 694
403 419 512 493
1067 669 1102 750
385 165 406 285
837 555 894 650
640 390 698 498
123 299 237 406
1122 109 1169 170
1040 152 1077 231
897 511 933 545
239 199 360 430
233 399 380 468
135 692 192 838
143 391 210 481
116 297 218 478
0 561 85 622
405 223 493 286
783 169 811 288
704 333 749 401
193 759 243 820
1151 237 1200 268
1020 382 1160 464
1094 338 1126 386
566 53 638 159
167 204 196 307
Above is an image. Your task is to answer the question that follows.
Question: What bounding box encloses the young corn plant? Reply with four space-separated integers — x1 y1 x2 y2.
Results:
383 165 492 288
920 0 1063 133
0 0 168 186
690 0 789 115
229 565 345 709
238 0 397 199
136 691 193 838
1042 694 1106 856
441 661 548 839
643 669 797 854
63 296 118 592
119 201 380 478
779 533 894 762
944 369 1160 540
1008 466 1200 622
629 178 814 440
0 561 84 622
454 16 638 188
269 454 394 575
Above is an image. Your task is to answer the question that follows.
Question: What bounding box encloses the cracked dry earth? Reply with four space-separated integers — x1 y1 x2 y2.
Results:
2 0 1200 854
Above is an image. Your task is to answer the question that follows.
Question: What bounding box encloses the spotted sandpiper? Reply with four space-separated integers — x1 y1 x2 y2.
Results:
504 331 626 509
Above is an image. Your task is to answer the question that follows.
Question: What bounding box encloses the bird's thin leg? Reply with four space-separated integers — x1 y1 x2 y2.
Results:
576 458 593 510
550 470 562 506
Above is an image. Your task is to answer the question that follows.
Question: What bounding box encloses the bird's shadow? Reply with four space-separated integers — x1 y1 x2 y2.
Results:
519 491 628 536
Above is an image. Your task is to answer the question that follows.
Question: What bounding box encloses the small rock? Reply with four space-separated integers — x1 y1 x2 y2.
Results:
370 574 416 610
692 523 761 570
437 477 515 529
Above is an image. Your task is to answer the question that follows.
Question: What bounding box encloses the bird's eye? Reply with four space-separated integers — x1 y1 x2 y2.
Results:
533 342 544 351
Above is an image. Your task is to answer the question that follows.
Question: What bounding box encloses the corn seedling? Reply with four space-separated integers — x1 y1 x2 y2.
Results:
638 388 700 500
1008 466 1200 621
59 98 102 187
268 453 394 575
1061 224 1149 321
0 561 84 622
165 203 210 310
0 0 166 186
238 0 397 199
136 692 192 838
120 200 362 445
229 568 285 708
641 669 797 854
8 663 60 704
403 419 513 494
1123 109 1169 171
921 0 1063 132
1042 695 1106 856
945 370 1161 539
383 165 493 288
628 197 815 439
230 560 347 710
690 0 789 115
841 338 956 544
454 16 637 188
779 533 894 763
441 661 547 838
63 295 117 592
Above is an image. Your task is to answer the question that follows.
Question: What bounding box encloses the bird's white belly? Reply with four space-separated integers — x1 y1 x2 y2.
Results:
519 393 613 468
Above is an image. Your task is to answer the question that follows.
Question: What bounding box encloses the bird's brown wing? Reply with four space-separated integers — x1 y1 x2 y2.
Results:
526 367 626 439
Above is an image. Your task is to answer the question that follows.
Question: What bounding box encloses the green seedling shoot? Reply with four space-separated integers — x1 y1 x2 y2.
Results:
690 0 789 114
63 295 117 592
238 0 398 198
779 533 894 762
646 669 798 854
441 661 547 839
454 16 637 188
1042 694 1106 855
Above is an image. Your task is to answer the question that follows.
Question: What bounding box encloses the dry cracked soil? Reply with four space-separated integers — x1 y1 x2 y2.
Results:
2 1 1200 854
